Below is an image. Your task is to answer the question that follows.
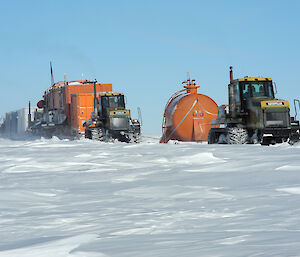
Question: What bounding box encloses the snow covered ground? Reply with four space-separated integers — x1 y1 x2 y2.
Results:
1 135 300 256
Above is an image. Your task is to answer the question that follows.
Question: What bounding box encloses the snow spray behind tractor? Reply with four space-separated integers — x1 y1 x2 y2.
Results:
160 74 218 143
208 66 300 145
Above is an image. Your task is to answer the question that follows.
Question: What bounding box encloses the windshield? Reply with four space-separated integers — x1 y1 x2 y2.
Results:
101 95 125 108
241 81 274 99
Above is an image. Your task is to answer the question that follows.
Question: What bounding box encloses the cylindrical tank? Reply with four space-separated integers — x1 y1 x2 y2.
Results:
160 76 218 143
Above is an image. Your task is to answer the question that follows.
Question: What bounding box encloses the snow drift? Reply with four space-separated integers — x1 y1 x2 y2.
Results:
1 136 300 256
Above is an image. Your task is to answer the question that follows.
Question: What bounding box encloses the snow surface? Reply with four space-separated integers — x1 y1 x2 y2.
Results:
1 135 300 256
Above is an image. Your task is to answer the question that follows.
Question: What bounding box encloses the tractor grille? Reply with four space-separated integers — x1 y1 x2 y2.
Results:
264 112 289 128
110 117 129 130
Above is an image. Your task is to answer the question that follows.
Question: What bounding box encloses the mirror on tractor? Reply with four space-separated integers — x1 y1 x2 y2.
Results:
294 99 300 120
137 107 143 126
273 82 278 95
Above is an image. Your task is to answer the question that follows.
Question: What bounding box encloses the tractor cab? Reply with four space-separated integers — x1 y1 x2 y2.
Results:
98 93 127 117
96 93 132 132
100 94 125 110
239 79 274 100
228 75 276 118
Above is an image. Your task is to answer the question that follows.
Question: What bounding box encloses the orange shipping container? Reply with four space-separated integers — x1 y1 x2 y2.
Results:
63 81 112 126
64 81 112 104
35 79 113 138
44 80 112 127
70 93 96 134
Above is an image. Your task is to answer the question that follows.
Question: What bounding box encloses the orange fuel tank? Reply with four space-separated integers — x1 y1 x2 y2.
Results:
160 75 218 143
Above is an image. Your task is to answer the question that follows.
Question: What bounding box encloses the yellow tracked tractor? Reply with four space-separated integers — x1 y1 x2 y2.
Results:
208 67 300 145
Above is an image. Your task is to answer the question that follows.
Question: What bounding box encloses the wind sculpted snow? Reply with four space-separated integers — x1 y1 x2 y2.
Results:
1 136 300 256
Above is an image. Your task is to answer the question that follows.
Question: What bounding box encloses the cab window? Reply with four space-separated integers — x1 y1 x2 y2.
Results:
252 84 265 97
235 82 240 103
101 95 125 108
241 81 274 99
242 84 251 99
267 84 275 98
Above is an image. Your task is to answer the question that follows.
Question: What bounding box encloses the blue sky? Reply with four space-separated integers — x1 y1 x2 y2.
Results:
1 0 300 133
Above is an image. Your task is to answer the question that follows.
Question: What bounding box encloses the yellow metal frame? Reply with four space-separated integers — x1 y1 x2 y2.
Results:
234 77 272 82
110 110 130 115
99 92 124 96
261 100 289 108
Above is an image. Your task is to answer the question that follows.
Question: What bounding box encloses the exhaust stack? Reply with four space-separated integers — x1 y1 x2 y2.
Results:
93 80 98 116
28 101 32 128
229 66 233 83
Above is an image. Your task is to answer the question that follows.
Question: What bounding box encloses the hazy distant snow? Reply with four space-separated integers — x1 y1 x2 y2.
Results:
1 135 300 256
